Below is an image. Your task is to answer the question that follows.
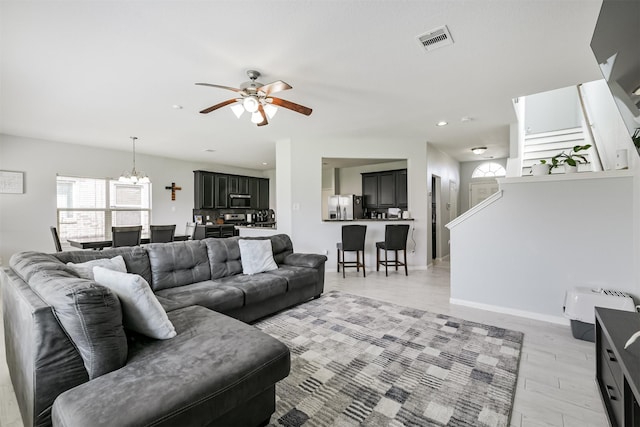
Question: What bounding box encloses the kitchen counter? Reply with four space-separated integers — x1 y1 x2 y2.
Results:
322 218 414 222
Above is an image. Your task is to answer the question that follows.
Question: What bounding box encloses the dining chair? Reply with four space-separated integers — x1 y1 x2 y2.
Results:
150 224 176 243
376 224 410 276
50 226 63 252
336 225 367 278
185 222 197 240
192 224 207 240
111 225 142 248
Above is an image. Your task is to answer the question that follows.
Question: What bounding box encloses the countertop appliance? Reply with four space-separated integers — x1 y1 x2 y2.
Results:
328 195 363 220
223 213 246 223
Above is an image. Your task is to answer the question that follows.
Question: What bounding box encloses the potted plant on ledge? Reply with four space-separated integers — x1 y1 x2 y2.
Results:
531 160 551 176
550 144 591 173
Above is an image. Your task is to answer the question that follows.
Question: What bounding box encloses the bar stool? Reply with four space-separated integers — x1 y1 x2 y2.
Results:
376 224 410 276
337 225 367 278
50 226 63 252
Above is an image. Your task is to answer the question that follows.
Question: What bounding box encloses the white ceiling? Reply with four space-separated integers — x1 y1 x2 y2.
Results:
0 1 605 170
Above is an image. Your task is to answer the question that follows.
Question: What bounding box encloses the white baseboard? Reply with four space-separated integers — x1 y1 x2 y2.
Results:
449 298 570 326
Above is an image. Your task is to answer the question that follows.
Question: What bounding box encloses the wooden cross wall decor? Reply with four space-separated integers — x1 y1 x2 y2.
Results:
165 182 182 201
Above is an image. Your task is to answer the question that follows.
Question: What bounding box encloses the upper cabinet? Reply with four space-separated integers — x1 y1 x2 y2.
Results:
361 169 407 209
194 171 268 210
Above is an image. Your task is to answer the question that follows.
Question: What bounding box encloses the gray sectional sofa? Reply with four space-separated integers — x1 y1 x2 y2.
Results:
1 234 327 427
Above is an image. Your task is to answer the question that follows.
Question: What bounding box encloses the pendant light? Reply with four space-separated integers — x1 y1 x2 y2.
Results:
119 136 150 184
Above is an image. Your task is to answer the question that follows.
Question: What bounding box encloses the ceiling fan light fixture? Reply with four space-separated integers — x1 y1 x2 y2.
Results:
243 96 259 113
250 111 264 124
264 104 278 119
471 146 487 155
230 104 245 118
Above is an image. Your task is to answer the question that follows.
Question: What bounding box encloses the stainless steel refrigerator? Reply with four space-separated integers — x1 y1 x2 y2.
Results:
327 195 364 220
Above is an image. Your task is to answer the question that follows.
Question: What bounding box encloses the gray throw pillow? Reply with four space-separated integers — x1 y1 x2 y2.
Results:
28 269 128 379
238 239 278 275
93 267 176 339
67 255 127 280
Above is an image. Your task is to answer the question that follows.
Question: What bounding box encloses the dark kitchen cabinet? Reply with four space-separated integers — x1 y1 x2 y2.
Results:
229 175 249 194
258 178 269 209
362 174 378 208
361 169 407 209
395 169 407 208
214 174 228 208
194 171 216 209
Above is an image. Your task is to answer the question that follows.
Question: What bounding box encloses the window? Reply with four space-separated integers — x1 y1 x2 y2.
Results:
56 176 151 242
471 162 506 178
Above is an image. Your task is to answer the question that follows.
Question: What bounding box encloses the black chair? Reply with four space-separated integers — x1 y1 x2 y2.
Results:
185 222 197 240
376 224 410 276
111 225 142 248
50 226 62 252
192 224 206 240
336 225 367 278
150 224 176 243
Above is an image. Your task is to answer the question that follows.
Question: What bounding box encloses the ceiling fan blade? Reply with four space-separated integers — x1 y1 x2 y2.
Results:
256 105 269 126
269 97 313 116
199 98 238 114
195 83 243 93
258 80 292 96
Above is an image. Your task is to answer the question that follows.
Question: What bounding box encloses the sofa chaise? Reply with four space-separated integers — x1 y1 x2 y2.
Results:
1 234 327 427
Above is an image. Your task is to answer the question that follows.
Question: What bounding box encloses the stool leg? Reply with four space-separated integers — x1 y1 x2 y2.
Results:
404 249 408 276
376 246 380 271
384 249 388 277
342 250 346 278
362 250 366 277
395 250 399 271
356 251 360 272
337 249 340 273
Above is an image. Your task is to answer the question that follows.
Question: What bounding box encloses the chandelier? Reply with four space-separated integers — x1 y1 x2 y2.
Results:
119 136 150 184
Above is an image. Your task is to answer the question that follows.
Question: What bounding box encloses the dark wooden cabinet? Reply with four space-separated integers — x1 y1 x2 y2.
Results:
214 174 228 208
229 176 249 194
361 169 407 210
258 178 269 209
595 308 640 427
194 171 269 210
194 171 216 209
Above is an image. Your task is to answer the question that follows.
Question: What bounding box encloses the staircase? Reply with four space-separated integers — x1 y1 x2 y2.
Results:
521 127 598 175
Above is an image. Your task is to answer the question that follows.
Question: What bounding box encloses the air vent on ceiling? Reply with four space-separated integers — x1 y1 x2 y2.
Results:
417 25 453 52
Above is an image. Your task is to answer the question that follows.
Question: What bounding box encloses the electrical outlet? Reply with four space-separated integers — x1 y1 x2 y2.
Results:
324 249 329 255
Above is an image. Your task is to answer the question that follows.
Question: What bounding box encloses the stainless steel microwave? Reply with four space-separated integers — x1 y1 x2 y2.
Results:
229 193 251 208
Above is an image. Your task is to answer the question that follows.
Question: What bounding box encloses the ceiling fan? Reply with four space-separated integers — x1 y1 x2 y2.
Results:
196 70 312 126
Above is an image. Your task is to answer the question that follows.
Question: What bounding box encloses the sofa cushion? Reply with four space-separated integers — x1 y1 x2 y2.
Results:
205 237 243 279
66 255 126 280
216 273 288 305
93 267 176 340
239 239 279 275
263 265 319 292
28 269 127 380
10 251 76 283
155 280 245 313
54 247 153 285
146 240 211 291
52 306 290 427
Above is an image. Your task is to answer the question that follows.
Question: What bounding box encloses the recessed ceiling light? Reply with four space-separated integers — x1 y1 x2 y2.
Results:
172 104 183 110
436 121 448 127
262 162 268 166
203 149 216 153
461 116 473 122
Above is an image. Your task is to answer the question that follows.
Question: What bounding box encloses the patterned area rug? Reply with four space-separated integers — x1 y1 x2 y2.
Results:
255 291 523 427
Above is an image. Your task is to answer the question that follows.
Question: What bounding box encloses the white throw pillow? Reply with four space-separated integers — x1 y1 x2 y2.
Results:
67 255 127 280
238 239 279 275
92 266 176 340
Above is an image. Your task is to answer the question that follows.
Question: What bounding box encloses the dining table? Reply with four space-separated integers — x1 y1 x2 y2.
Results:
67 234 189 250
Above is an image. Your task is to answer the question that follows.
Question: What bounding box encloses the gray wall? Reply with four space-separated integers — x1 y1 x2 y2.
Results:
525 85 581 134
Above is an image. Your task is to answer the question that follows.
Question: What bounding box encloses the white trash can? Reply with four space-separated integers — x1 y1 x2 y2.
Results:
563 287 636 342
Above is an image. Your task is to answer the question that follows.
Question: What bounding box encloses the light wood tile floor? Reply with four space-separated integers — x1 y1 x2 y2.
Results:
0 262 608 426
